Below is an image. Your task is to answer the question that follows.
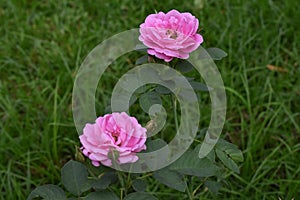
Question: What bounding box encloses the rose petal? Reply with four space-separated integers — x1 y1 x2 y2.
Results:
139 10 203 62
79 112 147 166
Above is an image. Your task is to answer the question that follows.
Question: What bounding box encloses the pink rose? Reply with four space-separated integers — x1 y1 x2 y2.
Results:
79 112 147 167
139 9 203 62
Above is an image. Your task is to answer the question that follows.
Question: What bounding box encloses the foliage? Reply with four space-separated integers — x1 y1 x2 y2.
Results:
1 0 299 200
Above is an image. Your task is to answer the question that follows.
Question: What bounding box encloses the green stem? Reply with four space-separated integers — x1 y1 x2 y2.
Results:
117 171 125 199
185 178 194 200
169 61 179 132
171 94 179 132
186 187 193 200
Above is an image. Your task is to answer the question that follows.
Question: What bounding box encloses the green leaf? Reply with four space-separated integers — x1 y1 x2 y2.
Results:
27 184 66 200
185 77 195 81
136 55 148 65
84 191 119 200
205 47 228 60
206 149 216 162
134 85 150 94
142 139 168 170
91 171 117 190
195 127 208 139
135 44 148 52
139 91 162 113
144 139 167 152
189 81 211 92
216 139 244 162
106 94 138 113
193 142 215 162
227 148 244 162
155 85 172 94
215 148 240 173
132 179 147 192
157 69 177 81
204 180 222 194
124 192 158 200
175 60 194 73
61 160 90 196
216 139 244 173
153 167 187 192
169 147 220 177
129 94 138 106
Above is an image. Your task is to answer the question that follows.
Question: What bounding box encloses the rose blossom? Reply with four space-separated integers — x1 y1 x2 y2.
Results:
79 112 147 167
139 9 203 62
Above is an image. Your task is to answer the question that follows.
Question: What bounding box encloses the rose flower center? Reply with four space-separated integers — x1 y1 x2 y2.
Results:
111 131 120 143
165 29 178 39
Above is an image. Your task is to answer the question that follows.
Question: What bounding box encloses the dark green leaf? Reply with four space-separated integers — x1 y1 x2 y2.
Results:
91 171 117 190
141 139 168 171
190 81 212 92
136 55 148 65
139 91 162 113
189 81 211 92
159 80 176 92
185 77 195 81
129 94 138 106
134 85 150 94
135 44 148 52
204 180 222 194
144 139 167 152
61 160 90 196
27 184 66 200
206 47 228 60
195 127 208 139
175 60 194 73
124 192 158 200
206 149 216 162
155 85 172 94
106 94 138 112
132 179 147 192
169 147 220 177
84 191 119 200
157 69 177 81
215 148 240 173
153 168 187 192
193 142 215 162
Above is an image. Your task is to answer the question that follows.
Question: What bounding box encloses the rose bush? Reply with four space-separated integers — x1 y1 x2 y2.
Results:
139 9 203 62
79 112 147 167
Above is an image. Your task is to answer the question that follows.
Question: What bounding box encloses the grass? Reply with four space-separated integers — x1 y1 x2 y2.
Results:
0 0 299 199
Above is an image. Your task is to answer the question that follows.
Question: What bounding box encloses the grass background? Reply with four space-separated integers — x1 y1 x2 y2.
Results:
0 0 299 199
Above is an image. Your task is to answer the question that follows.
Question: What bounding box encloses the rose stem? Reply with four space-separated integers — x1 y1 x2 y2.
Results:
171 94 179 132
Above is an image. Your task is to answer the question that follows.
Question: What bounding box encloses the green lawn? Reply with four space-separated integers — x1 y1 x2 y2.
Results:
1 0 300 199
